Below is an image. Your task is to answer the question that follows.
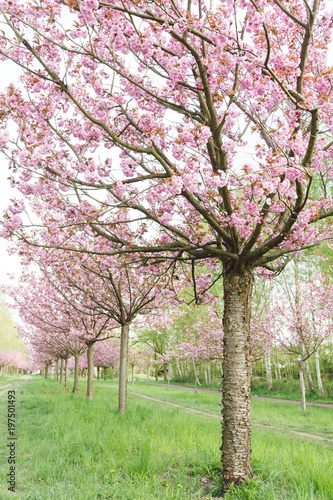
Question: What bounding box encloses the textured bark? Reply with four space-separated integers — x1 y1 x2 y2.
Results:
64 358 68 389
45 363 49 379
265 355 273 391
73 352 79 395
299 361 306 411
97 367 100 380
86 342 94 400
118 323 129 414
103 367 107 381
222 266 253 491
315 351 324 397
163 362 168 382
60 358 64 385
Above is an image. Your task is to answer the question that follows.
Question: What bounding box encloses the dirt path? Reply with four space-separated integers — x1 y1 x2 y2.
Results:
130 391 333 444
148 382 333 408
0 375 32 397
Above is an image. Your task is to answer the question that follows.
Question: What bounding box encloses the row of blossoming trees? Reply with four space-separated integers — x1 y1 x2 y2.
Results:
1 0 333 491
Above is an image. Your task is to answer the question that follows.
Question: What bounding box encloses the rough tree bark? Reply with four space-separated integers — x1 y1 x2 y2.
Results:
118 323 129 414
86 341 94 400
222 265 253 490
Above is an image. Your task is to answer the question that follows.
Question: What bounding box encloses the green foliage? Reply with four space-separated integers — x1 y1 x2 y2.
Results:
0 303 23 351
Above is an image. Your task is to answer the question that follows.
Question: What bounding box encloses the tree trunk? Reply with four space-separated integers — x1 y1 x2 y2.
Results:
97 367 100 380
132 365 134 386
86 342 94 400
315 350 324 398
45 363 49 379
118 323 129 414
73 352 79 395
168 361 173 381
146 365 149 386
64 358 68 389
60 358 64 385
55 358 59 381
265 354 273 391
208 363 211 385
194 362 199 394
304 358 314 394
163 362 168 382
299 361 306 411
222 266 253 491
103 367 107 381
204 364 208 386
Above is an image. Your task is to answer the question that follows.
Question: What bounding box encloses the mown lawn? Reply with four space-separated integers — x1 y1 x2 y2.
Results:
0 376 332 499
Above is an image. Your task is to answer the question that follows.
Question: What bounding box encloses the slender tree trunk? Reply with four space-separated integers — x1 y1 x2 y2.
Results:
64 358 68 389
60 358 64 385
204 364 208 386
274 353 281 380
265 354 273 391
154 353 158 381
208 363 211 385
168 361 173 381
97 366 100 380
104 367 107 381
45 363 49 379
176 358 184 382
194 362 199 394
163 362 168 382
118 323 129 414
299 360 306 411
55 358 59 381
315 350 324 398
304 358 314 394
132 365 134 386
86 342 94 400
222 266 253 491
73 352 79 395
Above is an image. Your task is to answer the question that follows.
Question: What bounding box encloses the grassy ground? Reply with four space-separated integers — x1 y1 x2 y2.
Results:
0 376 332 499
123 380 333 438
150 376 333 403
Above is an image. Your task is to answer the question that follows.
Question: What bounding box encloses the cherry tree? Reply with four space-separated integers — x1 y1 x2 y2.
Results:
1 0 333 488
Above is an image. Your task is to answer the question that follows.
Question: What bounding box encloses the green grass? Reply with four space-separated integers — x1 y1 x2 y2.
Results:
0 376 333 499
151 376 333 403
251 378 333 403
120 380 333 438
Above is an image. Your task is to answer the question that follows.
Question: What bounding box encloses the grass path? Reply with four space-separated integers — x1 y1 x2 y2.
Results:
148 382 333 408
1 376 333 499
130 391 333 443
